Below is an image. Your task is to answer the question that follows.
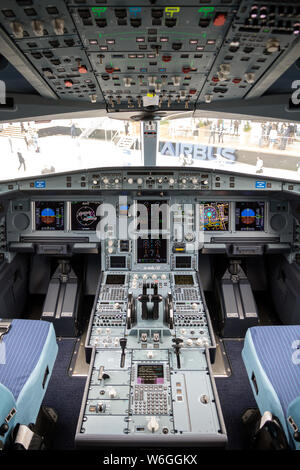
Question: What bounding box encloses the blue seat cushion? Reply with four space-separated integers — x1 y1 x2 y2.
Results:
243 326 300 448
0 319 58 446
0 320 53 400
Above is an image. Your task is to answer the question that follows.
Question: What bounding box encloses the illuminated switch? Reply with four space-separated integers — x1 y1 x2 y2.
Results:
213 13 227 26
162 55 172 62
78 65 88 74
182 66 191 74
64 80 73 88
105 66 115 74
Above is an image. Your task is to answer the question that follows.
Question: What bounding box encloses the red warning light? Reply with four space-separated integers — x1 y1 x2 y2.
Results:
213 13 227 27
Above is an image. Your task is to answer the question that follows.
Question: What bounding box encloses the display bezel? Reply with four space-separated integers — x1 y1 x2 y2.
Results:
33 200 65 232
235 201 266 232
70 200 102 232
199 201 230 232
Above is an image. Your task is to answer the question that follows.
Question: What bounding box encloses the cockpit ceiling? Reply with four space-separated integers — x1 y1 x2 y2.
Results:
0 0 299 122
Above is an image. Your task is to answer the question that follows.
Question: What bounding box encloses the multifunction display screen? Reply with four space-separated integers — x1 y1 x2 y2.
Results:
136 200 168 232
137 364 164 384
235 202 265 231
105 275 125 285
71 201 101 231
35 201 64 231
137 237 167 264
174 275 194 285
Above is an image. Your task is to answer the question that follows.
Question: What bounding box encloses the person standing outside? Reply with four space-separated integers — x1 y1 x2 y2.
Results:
71 122 77 139
17 150 26 171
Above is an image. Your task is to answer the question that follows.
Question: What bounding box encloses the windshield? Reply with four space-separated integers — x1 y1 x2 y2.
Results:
0 116 299 181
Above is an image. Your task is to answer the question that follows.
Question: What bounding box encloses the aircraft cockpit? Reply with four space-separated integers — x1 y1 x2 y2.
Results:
0 0 300 457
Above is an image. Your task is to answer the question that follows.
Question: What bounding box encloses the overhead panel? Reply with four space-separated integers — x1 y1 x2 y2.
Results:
0 1 299 111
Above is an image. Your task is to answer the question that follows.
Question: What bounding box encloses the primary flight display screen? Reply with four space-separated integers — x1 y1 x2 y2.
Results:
137 237 167 264
35 201 64 231
71 201 101 231
200 202 229 231
235 202 265 231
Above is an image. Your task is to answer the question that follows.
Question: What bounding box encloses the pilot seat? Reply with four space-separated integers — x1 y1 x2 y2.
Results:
242 326 300 450
0 319 58 449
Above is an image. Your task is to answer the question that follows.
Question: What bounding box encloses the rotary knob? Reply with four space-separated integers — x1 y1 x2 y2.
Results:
266 38 280 53
220 63 230 75
192 303 198 310
137 177 143 185
161 274 167 280
181 178 187 184
114 178 120 184
192 177 198 185
169 178 175 185
143 274 148 280
186 338 193 347
244 72 255 84
152 274 157 280
128 177 133 184
103 177 109 185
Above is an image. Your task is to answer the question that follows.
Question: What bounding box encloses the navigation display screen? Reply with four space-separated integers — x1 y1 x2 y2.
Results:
235 202 265 231
200 202 229 231
137 364 164 384
71 201 101 231
35 201 64 231
137 237 167 264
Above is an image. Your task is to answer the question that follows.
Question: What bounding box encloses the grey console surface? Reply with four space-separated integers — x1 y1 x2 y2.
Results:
76 269 226 447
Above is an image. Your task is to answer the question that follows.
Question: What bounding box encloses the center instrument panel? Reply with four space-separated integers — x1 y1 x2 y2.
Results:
0 167 296 446
2 167 294 260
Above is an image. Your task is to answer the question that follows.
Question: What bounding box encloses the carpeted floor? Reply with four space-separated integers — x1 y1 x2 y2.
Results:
215 339 257 449
42 338 87 450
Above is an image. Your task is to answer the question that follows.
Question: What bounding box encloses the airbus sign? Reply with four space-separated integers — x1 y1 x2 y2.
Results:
159 141 236 163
